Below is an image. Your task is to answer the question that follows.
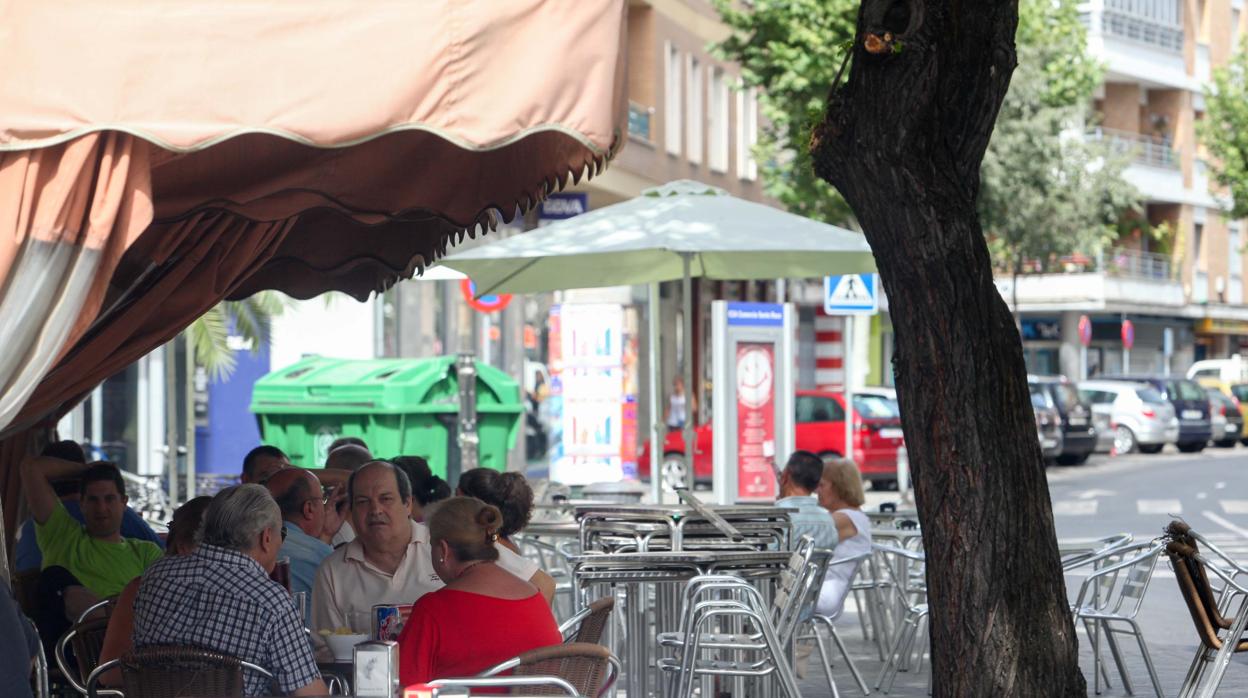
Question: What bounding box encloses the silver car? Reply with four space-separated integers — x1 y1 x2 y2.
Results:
1077 380 1179 454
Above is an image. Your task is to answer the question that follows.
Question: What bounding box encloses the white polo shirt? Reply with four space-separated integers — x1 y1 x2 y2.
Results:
310 520 539 652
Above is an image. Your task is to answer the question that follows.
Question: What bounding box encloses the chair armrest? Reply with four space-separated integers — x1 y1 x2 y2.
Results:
430 675 580 695
84 659 125 698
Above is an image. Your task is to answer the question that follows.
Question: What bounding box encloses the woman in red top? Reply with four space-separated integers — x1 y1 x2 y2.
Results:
398 496 561 689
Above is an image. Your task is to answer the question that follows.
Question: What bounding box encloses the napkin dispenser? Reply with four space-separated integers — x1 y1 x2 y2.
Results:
353 640 400 697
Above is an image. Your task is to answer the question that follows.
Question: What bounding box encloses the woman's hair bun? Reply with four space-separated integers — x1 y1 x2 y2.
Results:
475 505 502 529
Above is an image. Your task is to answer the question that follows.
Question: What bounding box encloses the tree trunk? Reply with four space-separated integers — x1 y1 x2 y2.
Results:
812 2 1086 696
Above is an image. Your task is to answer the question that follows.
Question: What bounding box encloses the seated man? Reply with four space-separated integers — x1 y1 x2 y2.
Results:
311 461 553 653
265 468 334 598
240 445 291 484
21 456 163 651
323 444 373 546
133 485 327 697
775 450 840 551
16 440 162 574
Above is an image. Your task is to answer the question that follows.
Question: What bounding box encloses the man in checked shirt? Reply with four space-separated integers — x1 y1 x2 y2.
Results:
132 485 328 696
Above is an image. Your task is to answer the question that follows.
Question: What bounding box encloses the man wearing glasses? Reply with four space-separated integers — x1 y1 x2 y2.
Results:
266 468 334 600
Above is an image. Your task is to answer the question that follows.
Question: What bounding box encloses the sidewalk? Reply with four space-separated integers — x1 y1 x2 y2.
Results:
796 582 1248 697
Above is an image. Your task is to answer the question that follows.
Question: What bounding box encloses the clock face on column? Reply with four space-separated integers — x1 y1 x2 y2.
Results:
737 347 774 409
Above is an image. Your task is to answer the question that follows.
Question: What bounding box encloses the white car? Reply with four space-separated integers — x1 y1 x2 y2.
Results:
1077 380 1180 454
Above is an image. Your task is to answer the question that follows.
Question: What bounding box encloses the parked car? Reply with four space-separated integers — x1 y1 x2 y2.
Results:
1030 384 1064 463
1232 385 1248 446
1077 380 1179 454
1206 388 1244 448
1028 375 1097 465
639 389 906 490
1097 375 1212 452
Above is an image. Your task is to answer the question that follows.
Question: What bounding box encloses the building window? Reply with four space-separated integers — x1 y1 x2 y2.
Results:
685 55 703 164
1234 9 1242 51
708 67 729 172
664 42 682 156
736 83 758 181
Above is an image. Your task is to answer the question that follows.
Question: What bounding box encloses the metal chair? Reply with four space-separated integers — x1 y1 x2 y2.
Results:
87 645 276 698
28 615 50 698
453 642 620 697
1060 533 1135 572
848 552 893 660
800 551 875 696
656 537 823 698
55 602 114 695
1069 541 1165 698
1163 521 1248 698
873 543 929 695
558 596 614 644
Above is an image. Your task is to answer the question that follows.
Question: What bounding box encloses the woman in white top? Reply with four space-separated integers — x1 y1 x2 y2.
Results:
814 457 872 618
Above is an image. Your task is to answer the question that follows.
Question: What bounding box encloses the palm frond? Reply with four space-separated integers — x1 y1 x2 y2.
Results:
184 291 290 383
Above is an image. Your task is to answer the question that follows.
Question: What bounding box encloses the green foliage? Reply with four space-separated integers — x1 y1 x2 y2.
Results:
714 0 1138 270
1201 38 1248 219
980 46 1140 276
186 292 289 382
714 0 858 224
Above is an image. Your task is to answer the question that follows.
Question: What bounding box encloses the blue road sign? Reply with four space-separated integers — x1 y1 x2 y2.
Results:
824 274 879 315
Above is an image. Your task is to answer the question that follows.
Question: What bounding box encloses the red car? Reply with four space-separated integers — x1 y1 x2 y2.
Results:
640 389 905 489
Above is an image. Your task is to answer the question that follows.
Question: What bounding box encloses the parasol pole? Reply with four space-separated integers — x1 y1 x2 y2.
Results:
682 253 695 492
649 282 663 505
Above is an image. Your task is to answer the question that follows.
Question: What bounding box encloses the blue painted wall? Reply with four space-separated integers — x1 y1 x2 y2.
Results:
196 341 271 475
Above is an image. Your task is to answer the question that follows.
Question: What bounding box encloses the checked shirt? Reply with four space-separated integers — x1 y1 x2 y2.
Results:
133 544 320 696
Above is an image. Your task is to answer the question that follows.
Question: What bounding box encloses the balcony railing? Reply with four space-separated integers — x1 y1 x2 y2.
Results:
1100 247 1174 280
1080 0 1184 52
628 101 653 143
1086 127 1178 169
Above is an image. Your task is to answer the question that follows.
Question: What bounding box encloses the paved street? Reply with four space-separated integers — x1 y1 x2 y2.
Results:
797 446 1248 697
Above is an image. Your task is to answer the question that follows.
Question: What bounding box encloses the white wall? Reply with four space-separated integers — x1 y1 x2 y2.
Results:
269 293 378 370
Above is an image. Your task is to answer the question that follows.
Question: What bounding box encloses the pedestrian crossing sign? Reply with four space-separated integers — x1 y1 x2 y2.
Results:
824 273 878 315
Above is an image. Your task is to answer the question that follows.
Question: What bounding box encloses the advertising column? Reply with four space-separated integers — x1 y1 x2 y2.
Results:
550 303 627 485
711 301 795 504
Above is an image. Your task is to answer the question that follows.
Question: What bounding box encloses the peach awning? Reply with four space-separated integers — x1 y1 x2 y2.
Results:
0 0 628 552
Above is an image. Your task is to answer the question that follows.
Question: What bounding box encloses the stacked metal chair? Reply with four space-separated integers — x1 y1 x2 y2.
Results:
654 535 826 698
86 645 275 698
1067 540 1165 697
1163 520 1248 697
873 542 929 694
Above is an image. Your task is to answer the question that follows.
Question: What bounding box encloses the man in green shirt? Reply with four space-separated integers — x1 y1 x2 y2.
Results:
22 455 163 648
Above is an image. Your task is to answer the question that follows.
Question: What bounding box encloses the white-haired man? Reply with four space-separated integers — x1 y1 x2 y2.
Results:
133 485 327 697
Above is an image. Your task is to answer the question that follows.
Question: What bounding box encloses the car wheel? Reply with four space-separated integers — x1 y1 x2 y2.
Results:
1138 444 1164 454
1215 439 1238 449
660 453 689 491
1176 442 1206 453
1113 426 1137 455
1057 452 1091 466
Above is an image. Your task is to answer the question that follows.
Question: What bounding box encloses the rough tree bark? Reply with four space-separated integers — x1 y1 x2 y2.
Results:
811 1 1086 696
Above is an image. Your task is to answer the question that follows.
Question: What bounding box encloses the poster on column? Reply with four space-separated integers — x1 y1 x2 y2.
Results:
736 342 777 499
552 304 625 485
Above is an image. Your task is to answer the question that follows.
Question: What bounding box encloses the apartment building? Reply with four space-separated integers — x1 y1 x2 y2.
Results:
1006 0 1248 378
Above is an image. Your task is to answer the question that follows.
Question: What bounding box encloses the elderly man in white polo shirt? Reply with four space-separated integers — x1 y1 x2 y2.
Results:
310 461 551 652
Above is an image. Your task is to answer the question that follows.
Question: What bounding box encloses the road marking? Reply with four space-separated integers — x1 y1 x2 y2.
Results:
1203 511 1248 540
1198 492 1209 500
1052 500 1098 516
1222 500 1248 515
1217 482 1228 490
1138 499 1182 515
1077 489 1116 499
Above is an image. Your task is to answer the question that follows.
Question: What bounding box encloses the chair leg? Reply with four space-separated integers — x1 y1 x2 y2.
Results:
812 622 843 698
1100 622 1135 695
1081 615 1114 692
1126 620 1164 698
1177 646 1210 698
875 611 911 693
831 625 871 696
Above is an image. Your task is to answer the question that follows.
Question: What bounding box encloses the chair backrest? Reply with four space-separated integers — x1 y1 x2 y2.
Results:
772 535 815 619
96 645 273 698
70 617 112 686
509 642 618 697
872 543 927 610
1165 522 1234 651
1081 542 1162 619
564 596 614 645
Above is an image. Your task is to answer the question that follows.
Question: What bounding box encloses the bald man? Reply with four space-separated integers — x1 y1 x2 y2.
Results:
266 469 334 600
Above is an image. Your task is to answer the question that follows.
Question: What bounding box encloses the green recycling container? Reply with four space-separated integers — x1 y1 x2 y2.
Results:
249 356 523 480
